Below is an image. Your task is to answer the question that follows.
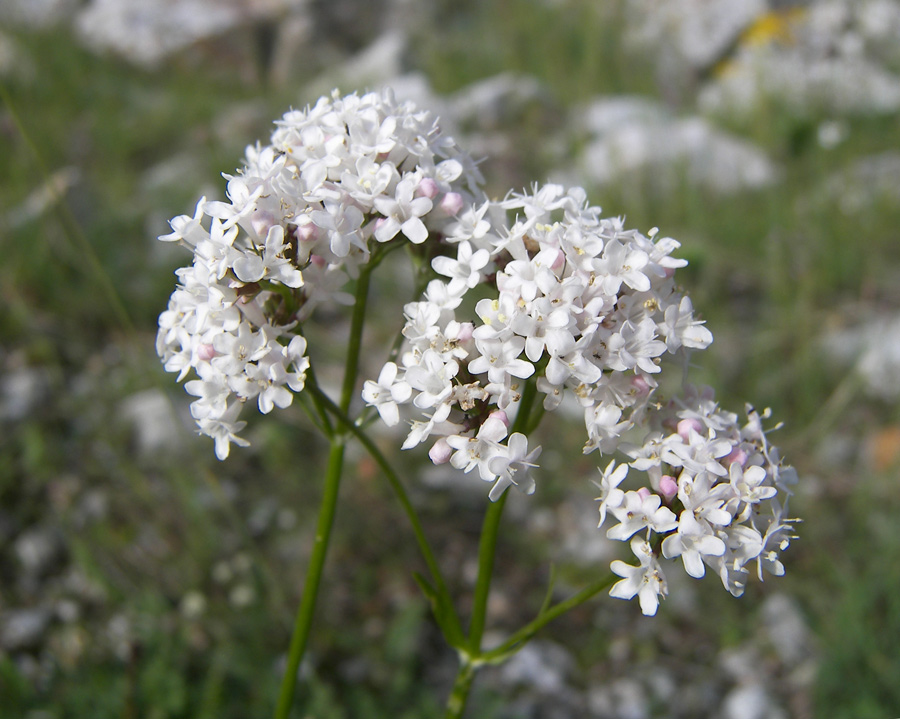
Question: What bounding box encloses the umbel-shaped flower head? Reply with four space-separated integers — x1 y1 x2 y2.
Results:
157 89 484 458
364 182 797 614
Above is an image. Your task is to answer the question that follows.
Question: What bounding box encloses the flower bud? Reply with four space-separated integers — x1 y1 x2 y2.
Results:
429 438 453 464
456 322 474 343
677 418 703 442
197 343 218 361
416 177 439 199
294 221 318 243
489 410 510 428
251 210 276 237
659 475 678 499
440 192 464 216
724 446 748 468
630 375 652 396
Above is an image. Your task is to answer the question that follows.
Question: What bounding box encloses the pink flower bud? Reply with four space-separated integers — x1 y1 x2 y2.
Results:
630 375 652 396
416 177 439 199
637 487 652 501
439 192 464 216
551 249 566 271
310 254 327 268
251 211 275 237
724 446 748 468
456 322 474 343
677 418 703 442
429 438 453 465
659 475 678 499
489 410 510 428
197 343 217 361
295 222 318 243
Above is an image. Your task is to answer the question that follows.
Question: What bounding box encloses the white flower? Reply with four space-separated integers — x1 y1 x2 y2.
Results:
405 349 459 409
373 176 433 244
660 296 713 351
591 239 651 294
309 198 366 258
661 511 726 578
431 241 490 296
232 225 304 287
486 433 541 501
607 490 678 541
609 538 668 616
594 460 628 528
468 336 535 383
196 403 249 461
446 415 508 480
362 362 412 427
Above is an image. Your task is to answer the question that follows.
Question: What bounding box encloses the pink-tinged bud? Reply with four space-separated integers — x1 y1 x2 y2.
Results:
251 211 276 237
310 254 327 268
429 438 453 465
630 375 652 396
197 343 218 361
724 446 748 468
664 267 676 279
457 322 474 343
489 410 510 428
659 475 678 499
295 222 318 243
551 249 566 271
416 177 439 199
637 487 652 501
440 192 464 216
677 418 703 442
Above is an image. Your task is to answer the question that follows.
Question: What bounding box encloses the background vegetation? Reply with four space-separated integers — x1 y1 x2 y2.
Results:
2 1 899 717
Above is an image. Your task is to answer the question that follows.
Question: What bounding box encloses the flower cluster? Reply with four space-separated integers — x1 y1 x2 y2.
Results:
364 184 714 496
602 388 798 614
363 182 796 614
156 89 484 458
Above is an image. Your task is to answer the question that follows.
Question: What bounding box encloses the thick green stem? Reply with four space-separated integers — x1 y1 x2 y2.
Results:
274 438 346 719
467 492 508 654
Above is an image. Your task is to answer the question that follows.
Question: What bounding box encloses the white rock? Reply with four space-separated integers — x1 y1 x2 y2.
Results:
565 96 776 193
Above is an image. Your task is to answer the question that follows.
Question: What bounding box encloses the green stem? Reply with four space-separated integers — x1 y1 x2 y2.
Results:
340 267 373 413
307 381 465 647
466 377 541 650
444 658 477 719
467 492 508 654
274 264 374 718
274 438 346 719
481 572 617 663
446 378 542 716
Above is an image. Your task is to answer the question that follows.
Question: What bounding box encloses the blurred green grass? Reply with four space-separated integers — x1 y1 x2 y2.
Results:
2 2 900 717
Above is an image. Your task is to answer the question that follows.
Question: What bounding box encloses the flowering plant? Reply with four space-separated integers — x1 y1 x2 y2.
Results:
157 89 797 717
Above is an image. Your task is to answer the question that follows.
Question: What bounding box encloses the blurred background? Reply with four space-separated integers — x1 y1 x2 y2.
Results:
2 0 900 717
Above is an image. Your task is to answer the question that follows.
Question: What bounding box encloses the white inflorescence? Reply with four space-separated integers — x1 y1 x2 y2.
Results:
156 89 484 460
367 182 798 615
158 89 798 615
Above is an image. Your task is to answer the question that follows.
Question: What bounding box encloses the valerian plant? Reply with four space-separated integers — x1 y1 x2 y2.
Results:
157 89 798 718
